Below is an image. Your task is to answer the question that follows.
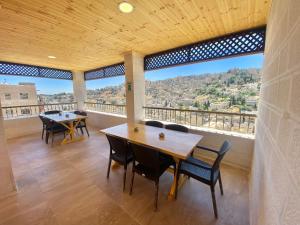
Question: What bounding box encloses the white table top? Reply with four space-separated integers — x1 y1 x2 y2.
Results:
41 112 87 123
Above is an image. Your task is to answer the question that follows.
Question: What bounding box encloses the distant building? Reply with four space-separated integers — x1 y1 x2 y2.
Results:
246 96 259 106
0 83 38 117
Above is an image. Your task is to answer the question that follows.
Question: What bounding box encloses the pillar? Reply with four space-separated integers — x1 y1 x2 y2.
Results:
124 51 145 123
72 71 86 110
0 100 16 197
250 0 300 224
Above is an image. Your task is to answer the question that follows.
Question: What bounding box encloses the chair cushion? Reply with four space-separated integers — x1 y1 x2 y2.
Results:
180 157 219 184
111 152 133 164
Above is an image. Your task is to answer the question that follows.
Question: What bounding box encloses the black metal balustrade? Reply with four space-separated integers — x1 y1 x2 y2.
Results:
1 102 78 119
144 106 256 134
84 102 126 116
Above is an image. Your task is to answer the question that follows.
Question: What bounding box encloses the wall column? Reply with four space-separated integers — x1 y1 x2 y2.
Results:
72 71 86 110
250 0 300 224
124 51 145 123
0 100 16 197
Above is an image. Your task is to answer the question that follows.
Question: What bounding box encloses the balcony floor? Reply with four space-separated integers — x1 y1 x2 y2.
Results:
2 130 249 225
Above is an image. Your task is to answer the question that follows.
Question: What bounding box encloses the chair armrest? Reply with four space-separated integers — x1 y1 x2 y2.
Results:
184 160 212 171
196 145 220 155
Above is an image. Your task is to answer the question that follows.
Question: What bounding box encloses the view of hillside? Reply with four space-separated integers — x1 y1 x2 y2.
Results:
86 68 261 113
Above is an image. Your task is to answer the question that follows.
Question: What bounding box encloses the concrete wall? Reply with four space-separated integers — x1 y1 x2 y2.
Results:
0 101 16 198
4 116 41 139
86 111 127 130
250 0 300 224
72 71 86 110
3 111 253 170
191 129 254 171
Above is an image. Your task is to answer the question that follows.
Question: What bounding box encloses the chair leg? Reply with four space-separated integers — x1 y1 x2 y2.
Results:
42 128 44 140
210 186 218 219
175 164 180 200
45 132 49 144
129 171 135 195
85 126 90 137
80 127 84 135
154 180 159 211
123 164 127 192
218 173 224 195
51 132 54 147
106 158 112 179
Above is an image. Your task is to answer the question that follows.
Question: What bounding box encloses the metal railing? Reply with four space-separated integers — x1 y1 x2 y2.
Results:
1 102 78 119
84 102 126 116
144 106 256 134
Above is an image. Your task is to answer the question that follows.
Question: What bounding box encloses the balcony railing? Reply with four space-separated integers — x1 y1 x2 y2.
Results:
144 106 256 134
84 102 126 116
1 102 78 119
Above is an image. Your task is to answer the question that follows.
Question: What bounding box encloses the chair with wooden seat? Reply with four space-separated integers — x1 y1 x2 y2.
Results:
145 120 164 128
175 140 231 218
73 110 89 136
106 134 133 191
129 142 176 211
165 124 188 133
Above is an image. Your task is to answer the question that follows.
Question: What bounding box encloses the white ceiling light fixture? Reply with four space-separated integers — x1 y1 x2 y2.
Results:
118 1 134 13
48 55 56 59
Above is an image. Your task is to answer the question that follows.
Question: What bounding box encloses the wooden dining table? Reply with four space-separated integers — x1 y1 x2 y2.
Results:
100 123 203 200
41 112 87 145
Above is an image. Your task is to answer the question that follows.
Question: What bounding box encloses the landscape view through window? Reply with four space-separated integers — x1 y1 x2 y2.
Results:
86 53 263 114
0 54 263 115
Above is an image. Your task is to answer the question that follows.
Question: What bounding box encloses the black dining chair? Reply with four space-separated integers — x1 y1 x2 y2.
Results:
73 110 89 137
44 110 61 115
175 141 231 218
40 116 68 146
38 115 48 140
145 120 164 128
106 134 133 191
129 142 176 211
165 124 189 133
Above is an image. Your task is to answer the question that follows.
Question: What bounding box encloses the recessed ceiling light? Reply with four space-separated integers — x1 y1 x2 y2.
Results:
48 55 56 59
118 2 134 13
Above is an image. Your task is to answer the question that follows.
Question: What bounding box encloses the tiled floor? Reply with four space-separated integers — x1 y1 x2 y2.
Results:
1 130 250 225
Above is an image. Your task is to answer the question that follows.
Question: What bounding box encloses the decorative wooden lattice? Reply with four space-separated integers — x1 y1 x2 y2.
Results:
144 26 266 71
84 63 125 80
0 62 72 80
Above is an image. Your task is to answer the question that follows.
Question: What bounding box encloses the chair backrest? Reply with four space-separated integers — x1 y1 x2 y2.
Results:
129 142 160 172
212 141 231 172
165 124 188 133
73 110 87 116
39 115 53 127
44 110 61 115
145 121 164 128
106 135 130 156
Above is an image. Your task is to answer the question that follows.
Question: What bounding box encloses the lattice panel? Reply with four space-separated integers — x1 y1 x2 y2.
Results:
0 62 72 80
84 63 125 80
144 27 266 71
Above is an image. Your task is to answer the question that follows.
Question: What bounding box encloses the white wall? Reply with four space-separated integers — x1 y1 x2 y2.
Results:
0 101 16 197
250 0 300 224
4 111 254 170
190 129 254 171
86 111 127 130
4 116 41 139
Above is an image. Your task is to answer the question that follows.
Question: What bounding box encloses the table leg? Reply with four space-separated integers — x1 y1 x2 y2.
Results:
61 120 85 145
168 158 187 200
111 161 121 169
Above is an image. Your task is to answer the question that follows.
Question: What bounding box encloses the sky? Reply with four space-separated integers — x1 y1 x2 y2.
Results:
0 54 264 94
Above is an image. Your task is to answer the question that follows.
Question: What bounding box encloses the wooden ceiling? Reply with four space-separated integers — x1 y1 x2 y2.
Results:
0 0 271 71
